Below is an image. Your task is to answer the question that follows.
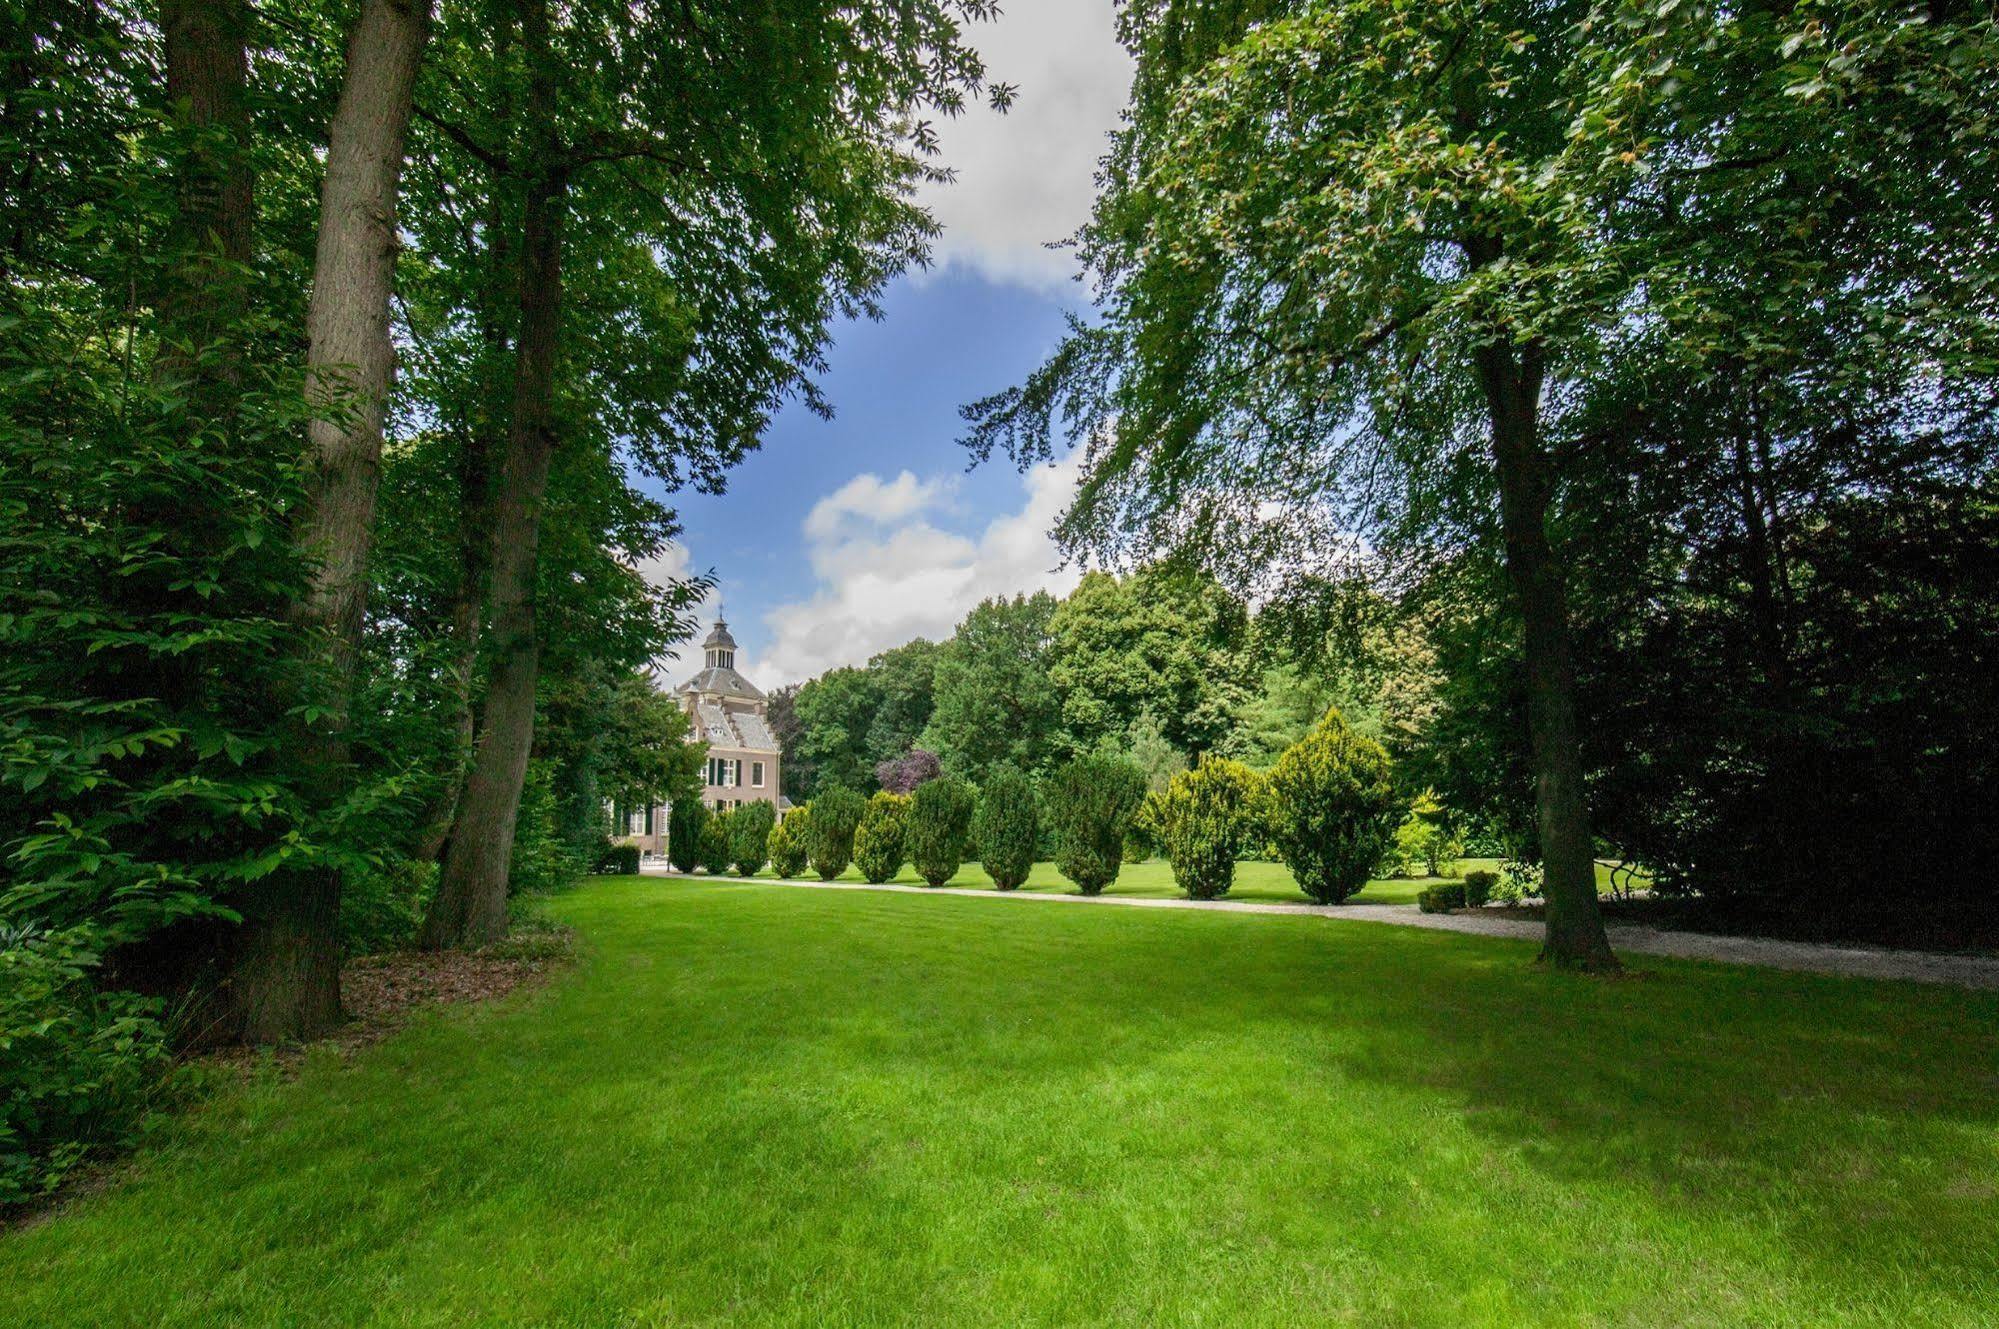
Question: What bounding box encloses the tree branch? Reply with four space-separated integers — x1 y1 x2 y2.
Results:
415 103 513 175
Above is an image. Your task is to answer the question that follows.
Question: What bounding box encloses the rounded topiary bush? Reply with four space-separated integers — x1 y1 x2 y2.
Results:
667 800 708 873
1267 707 1401 904
729 801 776 878
1148 758 1267 900
596 842 641 875
768 804 811 878
699 807 735 874
1462 869 1498 908
1418 881 1468 914
807 786 866 881
1050 755 1147 895
853 791 911 884
907 776 975 887
974 766 1038 891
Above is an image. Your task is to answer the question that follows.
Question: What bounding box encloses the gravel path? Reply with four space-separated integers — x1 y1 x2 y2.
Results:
647 868 1999 991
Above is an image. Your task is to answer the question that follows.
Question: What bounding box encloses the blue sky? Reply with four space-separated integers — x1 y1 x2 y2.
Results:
638 1 1131 690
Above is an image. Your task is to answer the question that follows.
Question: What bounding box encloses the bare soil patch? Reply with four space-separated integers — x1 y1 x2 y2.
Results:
204 930 571 1077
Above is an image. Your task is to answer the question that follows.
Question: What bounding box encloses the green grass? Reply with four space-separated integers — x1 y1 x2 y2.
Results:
757 856 1451 904
5 877 1995 1326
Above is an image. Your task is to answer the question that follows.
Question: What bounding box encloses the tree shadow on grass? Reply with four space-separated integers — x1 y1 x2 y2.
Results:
1162 917 1999 1302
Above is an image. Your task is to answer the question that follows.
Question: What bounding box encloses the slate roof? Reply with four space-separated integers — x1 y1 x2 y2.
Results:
677 665 764 704
686 695 778 753
733 712 776 751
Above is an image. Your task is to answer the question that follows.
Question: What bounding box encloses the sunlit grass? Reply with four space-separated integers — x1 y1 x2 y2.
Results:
5 877 1991 1326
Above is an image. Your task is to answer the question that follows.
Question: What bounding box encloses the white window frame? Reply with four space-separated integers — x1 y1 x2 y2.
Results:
751 761 765 788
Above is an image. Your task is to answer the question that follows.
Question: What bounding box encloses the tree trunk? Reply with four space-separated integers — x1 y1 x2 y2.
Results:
412 422 495 862
420 39 569 948
157 0 253 399
224 0 431 1043
295 0 431 703
1473 334 1620 973
152 0 338 1039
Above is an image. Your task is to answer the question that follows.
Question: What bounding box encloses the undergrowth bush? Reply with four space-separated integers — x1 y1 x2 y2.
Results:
595 842 642 875
1498 860 1544 904
1463 870 1499 908
1 926 173 1209
340 857 438 955
509 759 586 894
1418 882 1468 914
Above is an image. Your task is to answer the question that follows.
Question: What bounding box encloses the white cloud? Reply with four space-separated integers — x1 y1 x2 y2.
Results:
760 458 1086 685
803 470 953 540
920 0 1132 292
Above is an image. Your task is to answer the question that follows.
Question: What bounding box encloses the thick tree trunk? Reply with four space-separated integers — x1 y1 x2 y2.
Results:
1473 334 1620 973
421 130 569 949
224 0 431 1043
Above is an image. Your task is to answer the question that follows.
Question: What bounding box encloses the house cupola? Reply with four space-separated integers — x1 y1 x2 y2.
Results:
703 616 738 671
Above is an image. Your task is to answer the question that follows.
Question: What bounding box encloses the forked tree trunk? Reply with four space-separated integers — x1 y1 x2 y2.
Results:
421 182 565 947
1473 332 1619 973
420 34 569 948
226 0 431 1043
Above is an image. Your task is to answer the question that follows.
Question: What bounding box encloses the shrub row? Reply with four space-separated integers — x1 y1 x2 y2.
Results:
648 708 1434 908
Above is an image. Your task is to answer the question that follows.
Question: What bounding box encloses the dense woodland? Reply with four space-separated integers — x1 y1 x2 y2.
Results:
1 0 1009 1202
4 0 1996 1211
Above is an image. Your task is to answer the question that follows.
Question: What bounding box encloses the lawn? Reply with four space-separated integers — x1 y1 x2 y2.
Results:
4 877 1994 1326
